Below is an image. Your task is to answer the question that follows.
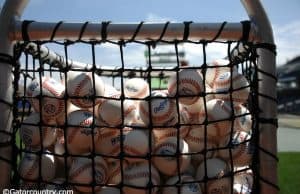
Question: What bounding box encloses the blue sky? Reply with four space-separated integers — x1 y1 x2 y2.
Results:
1 0 300 66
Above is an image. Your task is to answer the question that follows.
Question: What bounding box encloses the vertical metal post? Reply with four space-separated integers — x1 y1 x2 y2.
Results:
0 0 28 189
242 0 278 194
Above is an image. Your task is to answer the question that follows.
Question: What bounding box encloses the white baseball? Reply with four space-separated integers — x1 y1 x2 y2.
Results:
205 58 237 88
152 136 191 176
218 131 252 167
56 102 81 126
153 127 189 142
106 159 129 185
69 156 108 193
168 68 204 105
66 110 99 154
96 98 137 127
152 106 190 141
95 127 151 164
20 112 57 149
163 175 202 194
94 127 122 161
206 99 233 139
213 71 250 105
233 169 253 194
196 158 231 194
123 162 160 194
104 83 119 96
121 128 151 163
67 71 105 108
139 90 178 127
184 125 217 164
18 151 56 182
124 78 150 98
26 76 65 120
179 102 205 125
234 105 252 133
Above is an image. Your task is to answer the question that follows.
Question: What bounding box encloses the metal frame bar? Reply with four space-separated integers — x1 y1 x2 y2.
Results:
11 21 259 42
0 0 28 191
242 1 278 193
0 0 277 193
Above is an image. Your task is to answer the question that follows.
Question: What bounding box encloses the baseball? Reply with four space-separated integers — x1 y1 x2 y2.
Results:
218 131 252 167
96 98 137 127
152 106 191 141
18 151 56 182
67 71 105 108
69 156 108 193
234 105 252 133
94 127 122 161
168 68 204 105
95 127 151 164
124 78 150 99
163 175 202 194
56 102 81 126
104 83 119 96
139 90 178 127
206 99 233 139
213 71 250 105
196 158 231 194
106 159 129 185
122 128 151 163
152 136 191 176
179 102 205 125
205 58 237 88
233 169 253 194
123 162 160 194
153 127 189 142
20 112 57 149
66 110 99 154
26 76 65 120
184 125 217 164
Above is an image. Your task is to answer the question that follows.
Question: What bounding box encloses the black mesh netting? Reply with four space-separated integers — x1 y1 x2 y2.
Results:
1 21 279 193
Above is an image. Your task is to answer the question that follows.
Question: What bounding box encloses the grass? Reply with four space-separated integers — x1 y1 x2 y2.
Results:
278 152 300 194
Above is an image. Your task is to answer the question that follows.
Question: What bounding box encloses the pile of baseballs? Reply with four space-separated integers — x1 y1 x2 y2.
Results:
18 59 254 193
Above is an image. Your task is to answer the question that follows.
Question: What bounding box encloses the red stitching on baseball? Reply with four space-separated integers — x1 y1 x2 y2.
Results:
108 165 121 183
169 78 202 96
140 99 177 126
73 73 92 108
152 100 177 125
43 77 62 97
98 130 119 141
124 104 136 118
70 160 107 182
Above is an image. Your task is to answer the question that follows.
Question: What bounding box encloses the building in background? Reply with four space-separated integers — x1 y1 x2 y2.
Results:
277 56 300 114
144 43 186 90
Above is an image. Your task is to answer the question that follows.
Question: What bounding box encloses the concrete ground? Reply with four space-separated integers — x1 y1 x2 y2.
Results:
277 127 300 152
277 114 300 152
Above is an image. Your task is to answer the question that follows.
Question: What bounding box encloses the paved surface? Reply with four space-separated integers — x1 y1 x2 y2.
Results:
278 114 300 129
277 127 300 152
